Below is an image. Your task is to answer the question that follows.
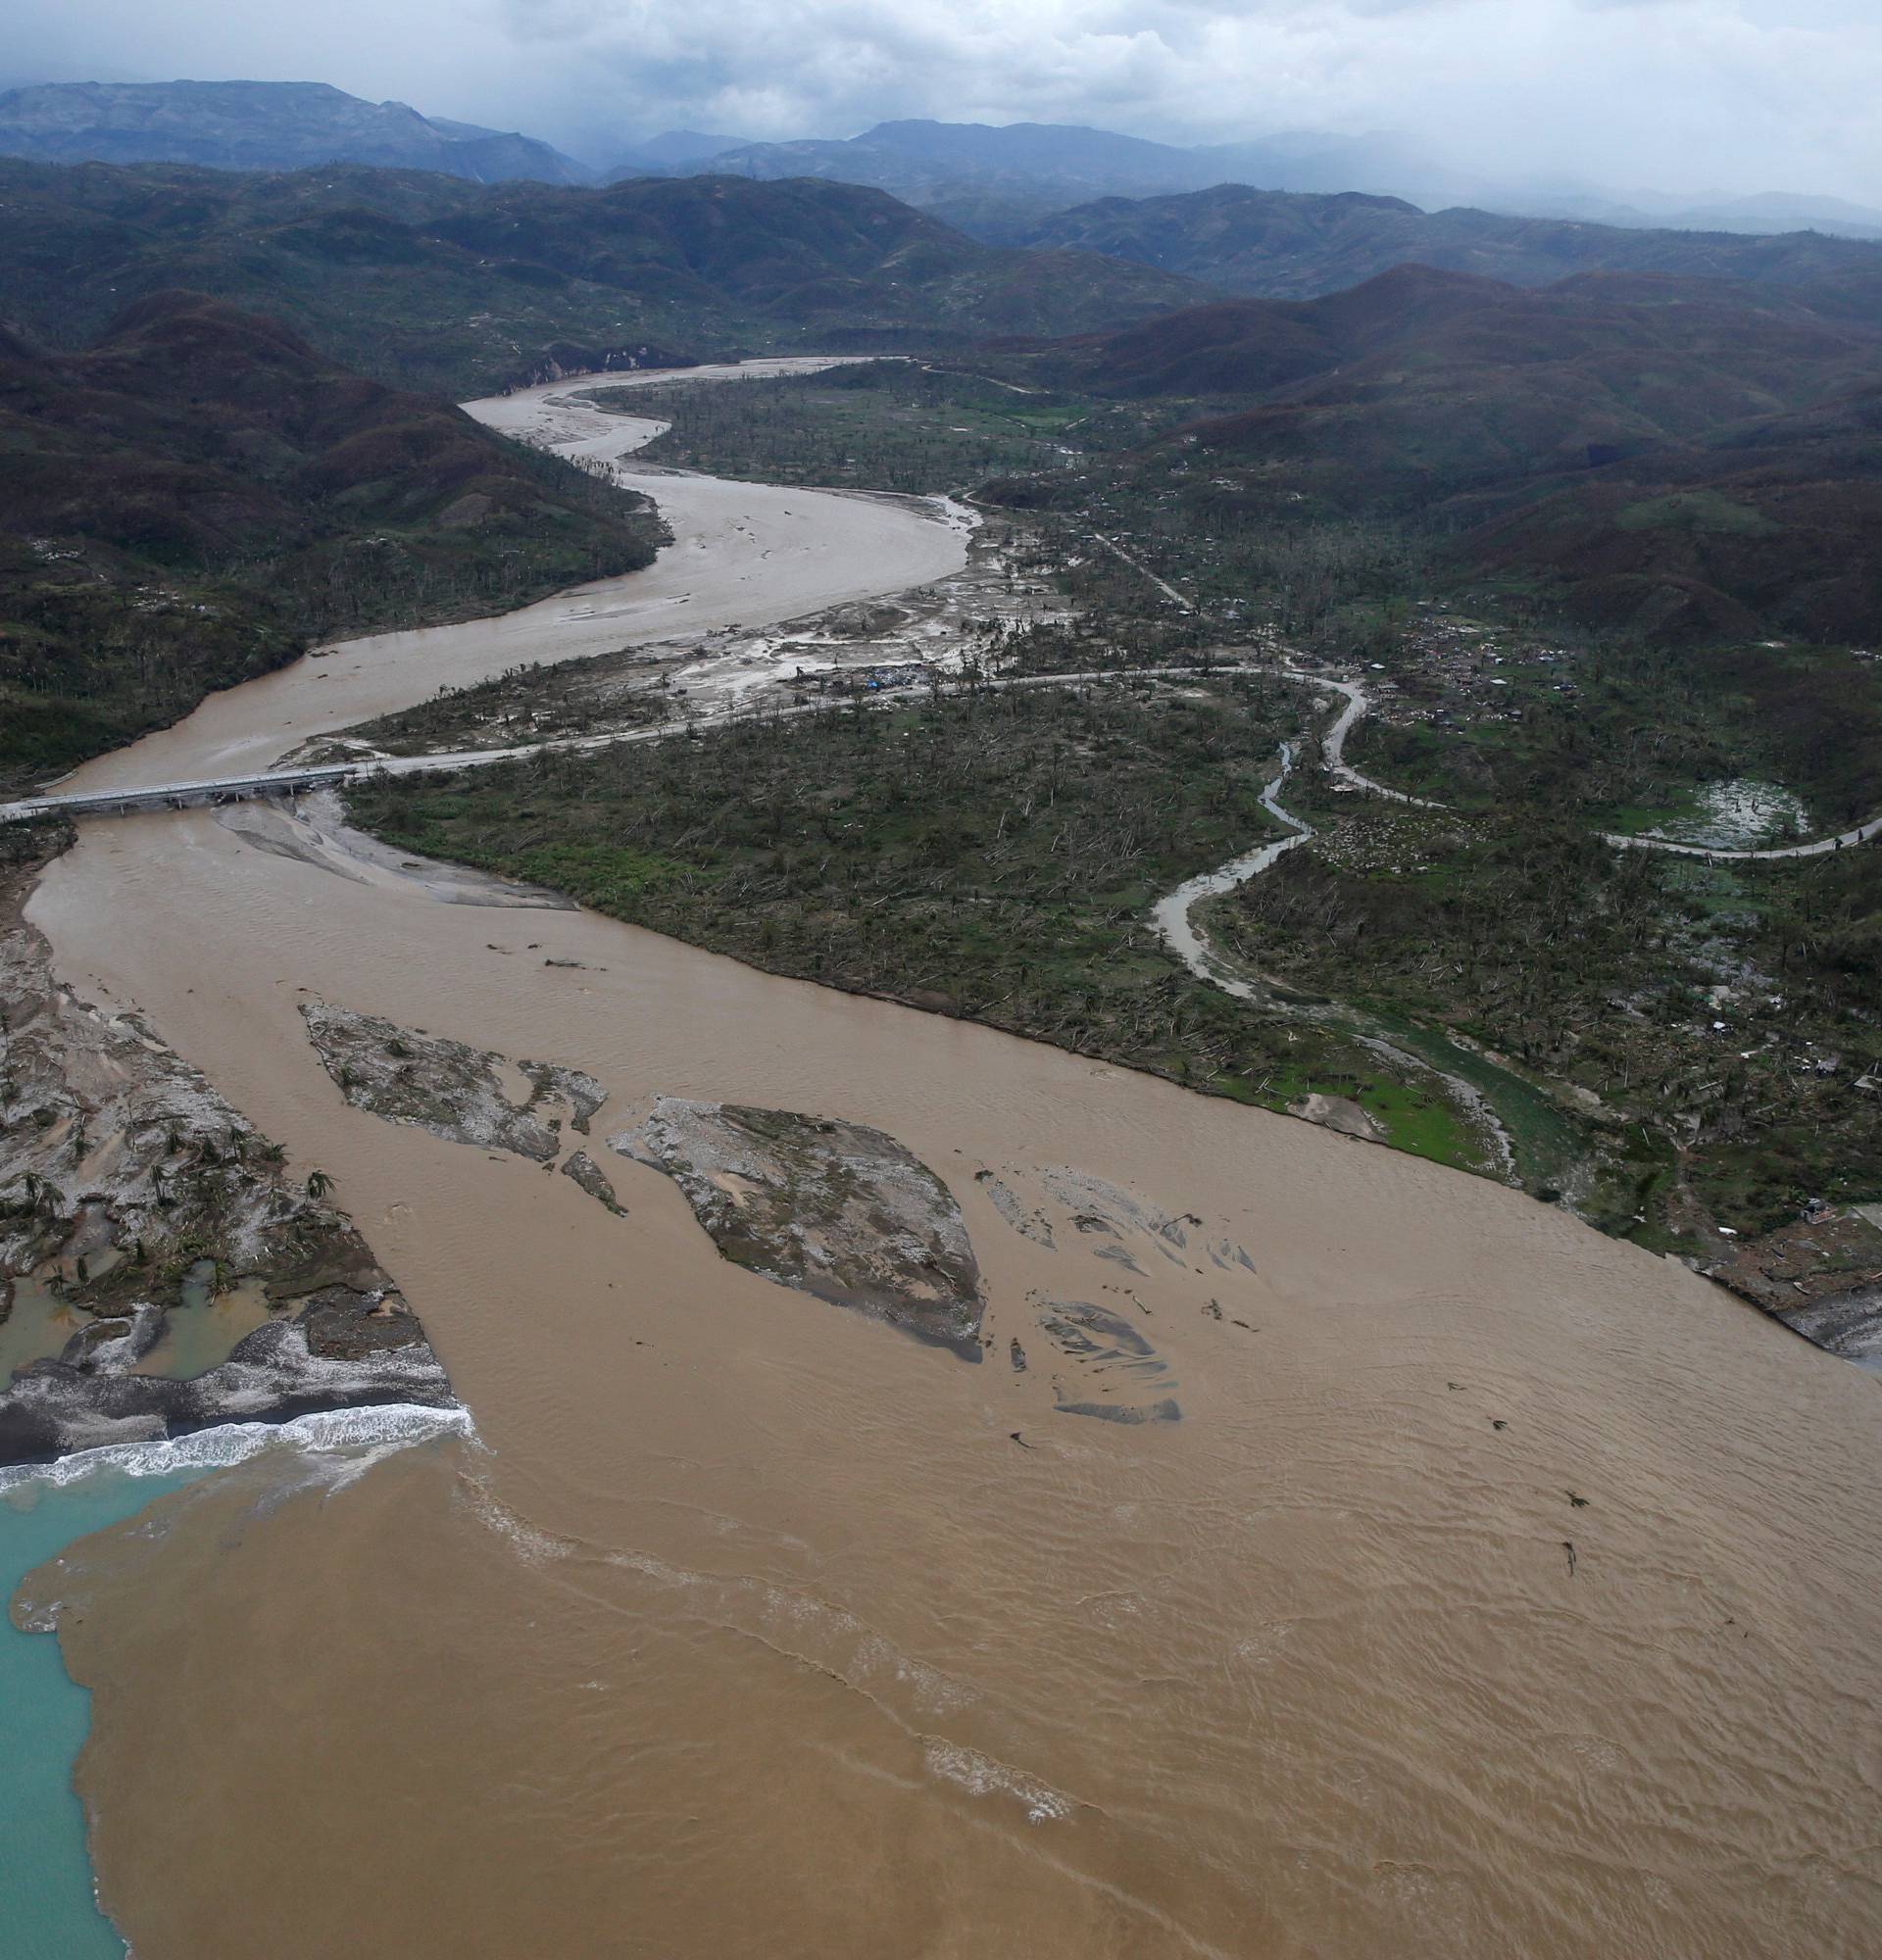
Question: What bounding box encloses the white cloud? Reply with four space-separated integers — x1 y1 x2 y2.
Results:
9 0 1882 196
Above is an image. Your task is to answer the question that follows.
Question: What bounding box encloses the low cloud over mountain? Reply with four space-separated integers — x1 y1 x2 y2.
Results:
9 0 1882 204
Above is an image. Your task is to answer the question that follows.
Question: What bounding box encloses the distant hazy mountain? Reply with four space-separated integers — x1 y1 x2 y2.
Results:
1655 192 1882 240
618 116 1882 252
851 119 1204 188
701 119 1167 192
604 129 750 179
1512 187 1882 240
0 80 592 184
688 118 1398 206
1018 183 1882 301
658 119 1503 220
13 89 1871 251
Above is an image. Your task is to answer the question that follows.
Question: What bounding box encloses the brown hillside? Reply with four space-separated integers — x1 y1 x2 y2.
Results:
1024 268 1882 642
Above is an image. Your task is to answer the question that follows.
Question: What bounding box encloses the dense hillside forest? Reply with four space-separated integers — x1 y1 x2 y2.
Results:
1021 182 1882 299
0 162 1210 395
989 267 1882 643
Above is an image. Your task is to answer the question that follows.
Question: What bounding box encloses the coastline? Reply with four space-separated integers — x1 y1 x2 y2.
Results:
3 1405 473 1957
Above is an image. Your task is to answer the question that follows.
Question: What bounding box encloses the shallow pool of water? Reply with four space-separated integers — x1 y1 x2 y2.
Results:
0 1279 88 1381
1649 777 1810 850
130 1271 275 1381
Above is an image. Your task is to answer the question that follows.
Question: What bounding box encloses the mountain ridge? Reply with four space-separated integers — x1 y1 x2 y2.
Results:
0 79 591 184
1018 183 1882 301
1024 269 1882 643
0 160 1212 393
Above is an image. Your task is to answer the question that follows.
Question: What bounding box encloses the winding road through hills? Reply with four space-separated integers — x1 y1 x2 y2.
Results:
1603 812 1882 859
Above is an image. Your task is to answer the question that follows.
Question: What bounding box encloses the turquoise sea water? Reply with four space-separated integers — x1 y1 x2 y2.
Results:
0 1405 471 1958
1 1467 200 1959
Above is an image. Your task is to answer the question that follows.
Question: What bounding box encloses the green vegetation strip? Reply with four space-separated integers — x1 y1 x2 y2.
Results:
619 361 1095 495
348 680 1490 1169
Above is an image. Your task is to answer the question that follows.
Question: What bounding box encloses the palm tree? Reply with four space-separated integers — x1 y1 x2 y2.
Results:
306 1169 334 1201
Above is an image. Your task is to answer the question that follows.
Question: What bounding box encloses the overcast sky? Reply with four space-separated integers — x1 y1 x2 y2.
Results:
11 0 1882 198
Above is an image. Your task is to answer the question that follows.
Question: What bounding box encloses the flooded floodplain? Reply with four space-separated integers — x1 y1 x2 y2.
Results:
11 372 1882 1958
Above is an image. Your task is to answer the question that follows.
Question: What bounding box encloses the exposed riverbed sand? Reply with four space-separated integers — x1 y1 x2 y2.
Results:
19 366 1882 1959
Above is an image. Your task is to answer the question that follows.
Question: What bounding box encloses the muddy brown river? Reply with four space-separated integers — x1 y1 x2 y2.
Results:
21 373 1882 1957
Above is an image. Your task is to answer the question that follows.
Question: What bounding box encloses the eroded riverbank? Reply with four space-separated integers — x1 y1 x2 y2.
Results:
12 367 1882 1958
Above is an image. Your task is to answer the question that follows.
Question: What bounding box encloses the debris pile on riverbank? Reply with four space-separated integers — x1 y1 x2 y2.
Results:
301 1000 604 1160
1703 1207 1882 1367
0 829 453 1466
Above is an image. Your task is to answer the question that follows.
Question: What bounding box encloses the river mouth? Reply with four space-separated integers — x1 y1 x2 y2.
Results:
11 369 1882 1958
29 797 1882 1959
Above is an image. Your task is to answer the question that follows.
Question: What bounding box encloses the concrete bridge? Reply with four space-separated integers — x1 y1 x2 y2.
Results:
0 763 364 828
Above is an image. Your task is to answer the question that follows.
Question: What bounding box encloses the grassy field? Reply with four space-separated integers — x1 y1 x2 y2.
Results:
616 361 1099 494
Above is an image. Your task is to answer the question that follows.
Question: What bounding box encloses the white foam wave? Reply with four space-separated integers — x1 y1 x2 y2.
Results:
853 1634 978 1715
462 1477 572 1564
923 1740 1074 1825
0 1403 474 1494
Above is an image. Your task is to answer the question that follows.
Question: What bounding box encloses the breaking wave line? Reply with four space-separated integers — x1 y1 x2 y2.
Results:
0 1403 474 1495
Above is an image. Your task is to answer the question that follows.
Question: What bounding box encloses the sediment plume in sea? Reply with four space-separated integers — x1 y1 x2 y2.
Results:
30 814 1882 1957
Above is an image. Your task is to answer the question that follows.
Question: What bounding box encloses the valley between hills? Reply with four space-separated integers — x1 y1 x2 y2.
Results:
4 113 1882 1960
328 360 1881 1360
7 204 1882 1380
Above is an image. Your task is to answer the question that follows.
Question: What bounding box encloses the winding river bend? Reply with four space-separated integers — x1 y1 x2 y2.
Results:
15 370 1882 1958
